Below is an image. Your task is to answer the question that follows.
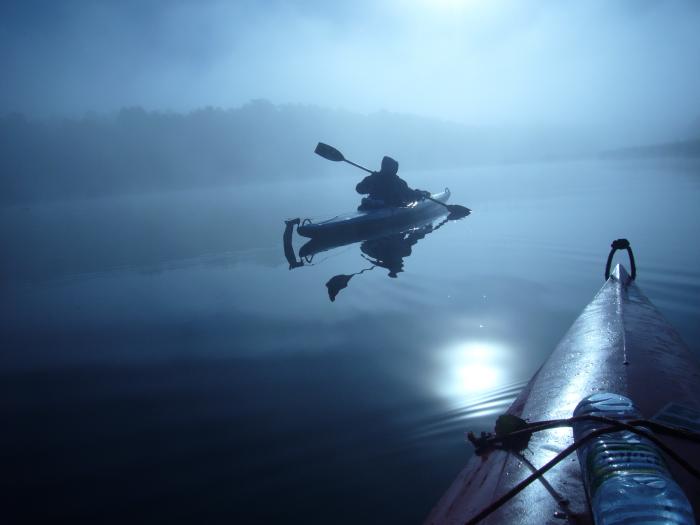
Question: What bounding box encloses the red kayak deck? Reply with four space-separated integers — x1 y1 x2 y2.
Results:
425 265 700 524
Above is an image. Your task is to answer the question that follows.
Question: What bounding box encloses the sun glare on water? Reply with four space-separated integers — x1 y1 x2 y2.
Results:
434 340 513 405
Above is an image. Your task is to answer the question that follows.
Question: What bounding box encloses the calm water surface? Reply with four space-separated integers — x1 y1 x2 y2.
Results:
2 158 700 523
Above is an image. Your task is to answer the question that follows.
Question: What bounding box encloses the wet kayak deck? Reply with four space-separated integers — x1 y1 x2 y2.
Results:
425 264 700 524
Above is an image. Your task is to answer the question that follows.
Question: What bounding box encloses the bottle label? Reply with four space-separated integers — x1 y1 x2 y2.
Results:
585 438 670 494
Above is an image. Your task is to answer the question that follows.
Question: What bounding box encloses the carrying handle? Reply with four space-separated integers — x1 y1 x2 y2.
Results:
605 238 636 281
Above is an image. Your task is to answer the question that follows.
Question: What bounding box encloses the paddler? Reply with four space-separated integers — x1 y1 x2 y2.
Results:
356 156 428 210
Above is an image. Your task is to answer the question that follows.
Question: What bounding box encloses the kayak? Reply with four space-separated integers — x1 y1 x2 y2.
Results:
425 242 700 524
297 215 445 259
296 189 451 240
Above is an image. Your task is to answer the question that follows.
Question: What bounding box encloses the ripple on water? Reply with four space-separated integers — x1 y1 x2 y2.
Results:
407 380 529 443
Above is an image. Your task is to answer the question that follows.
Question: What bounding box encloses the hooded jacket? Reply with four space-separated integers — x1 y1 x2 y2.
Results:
355 156 422 207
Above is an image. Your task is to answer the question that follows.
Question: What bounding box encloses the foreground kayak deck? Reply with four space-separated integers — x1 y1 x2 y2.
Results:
425 264 700 524
297 189 450 240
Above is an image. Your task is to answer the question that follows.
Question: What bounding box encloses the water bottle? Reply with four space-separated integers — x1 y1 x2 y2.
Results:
572 393 695 525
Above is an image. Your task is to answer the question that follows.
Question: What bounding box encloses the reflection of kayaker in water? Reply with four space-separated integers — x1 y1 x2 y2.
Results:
325 229 427 301
356 156 428 210
360 225 432 278
314 216 450 301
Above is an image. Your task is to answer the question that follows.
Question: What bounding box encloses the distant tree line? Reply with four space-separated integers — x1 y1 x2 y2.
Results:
599 139 700 160
0 100 608 204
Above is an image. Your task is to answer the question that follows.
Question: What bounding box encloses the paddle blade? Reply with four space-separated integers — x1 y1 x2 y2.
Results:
447 205 471 220
326 274 353 302
315 142 345 162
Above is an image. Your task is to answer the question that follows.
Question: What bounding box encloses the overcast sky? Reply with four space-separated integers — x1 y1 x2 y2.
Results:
2 0 700 139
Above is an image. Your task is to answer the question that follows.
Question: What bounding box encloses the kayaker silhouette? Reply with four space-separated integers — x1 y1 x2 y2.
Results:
356 156 428 211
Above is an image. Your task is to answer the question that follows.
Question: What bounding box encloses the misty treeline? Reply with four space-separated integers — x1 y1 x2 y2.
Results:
600 118 700 159
1 99 696 204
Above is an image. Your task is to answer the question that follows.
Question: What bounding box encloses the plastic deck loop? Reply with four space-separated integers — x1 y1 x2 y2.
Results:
605 238 636 281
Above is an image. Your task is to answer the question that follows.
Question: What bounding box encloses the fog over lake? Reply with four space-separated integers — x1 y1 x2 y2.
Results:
2 1 700 523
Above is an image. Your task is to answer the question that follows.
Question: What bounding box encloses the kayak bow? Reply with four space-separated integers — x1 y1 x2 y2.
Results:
426 241 700 524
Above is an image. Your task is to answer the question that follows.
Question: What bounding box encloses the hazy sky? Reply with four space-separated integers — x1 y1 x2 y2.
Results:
2 0 700 136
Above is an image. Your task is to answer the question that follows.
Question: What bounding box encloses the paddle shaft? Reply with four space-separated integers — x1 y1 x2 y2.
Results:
343 159 373 174
424 195 450 208
315 142 470 217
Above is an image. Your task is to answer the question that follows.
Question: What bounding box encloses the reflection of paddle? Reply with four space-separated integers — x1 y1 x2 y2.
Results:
314 142 471 220
325 267 374 302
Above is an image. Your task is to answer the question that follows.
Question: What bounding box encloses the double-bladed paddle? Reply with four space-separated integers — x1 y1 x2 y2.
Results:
314 142 471 220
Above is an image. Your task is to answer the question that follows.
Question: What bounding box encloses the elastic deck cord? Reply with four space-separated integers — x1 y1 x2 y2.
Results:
464 416 700 525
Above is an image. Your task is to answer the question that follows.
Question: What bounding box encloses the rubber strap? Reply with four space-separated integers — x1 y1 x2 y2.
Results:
605 238 636 281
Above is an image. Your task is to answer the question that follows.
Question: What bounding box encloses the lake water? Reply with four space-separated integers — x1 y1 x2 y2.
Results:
3 158 700 523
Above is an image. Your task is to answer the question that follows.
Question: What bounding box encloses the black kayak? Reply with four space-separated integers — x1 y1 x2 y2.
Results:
297 189 451 240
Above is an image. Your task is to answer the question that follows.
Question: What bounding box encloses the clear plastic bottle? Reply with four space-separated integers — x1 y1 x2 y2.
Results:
572 393 695 525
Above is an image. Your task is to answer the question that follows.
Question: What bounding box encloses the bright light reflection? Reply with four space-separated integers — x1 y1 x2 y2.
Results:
434 340 512 406
457 362 498 392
